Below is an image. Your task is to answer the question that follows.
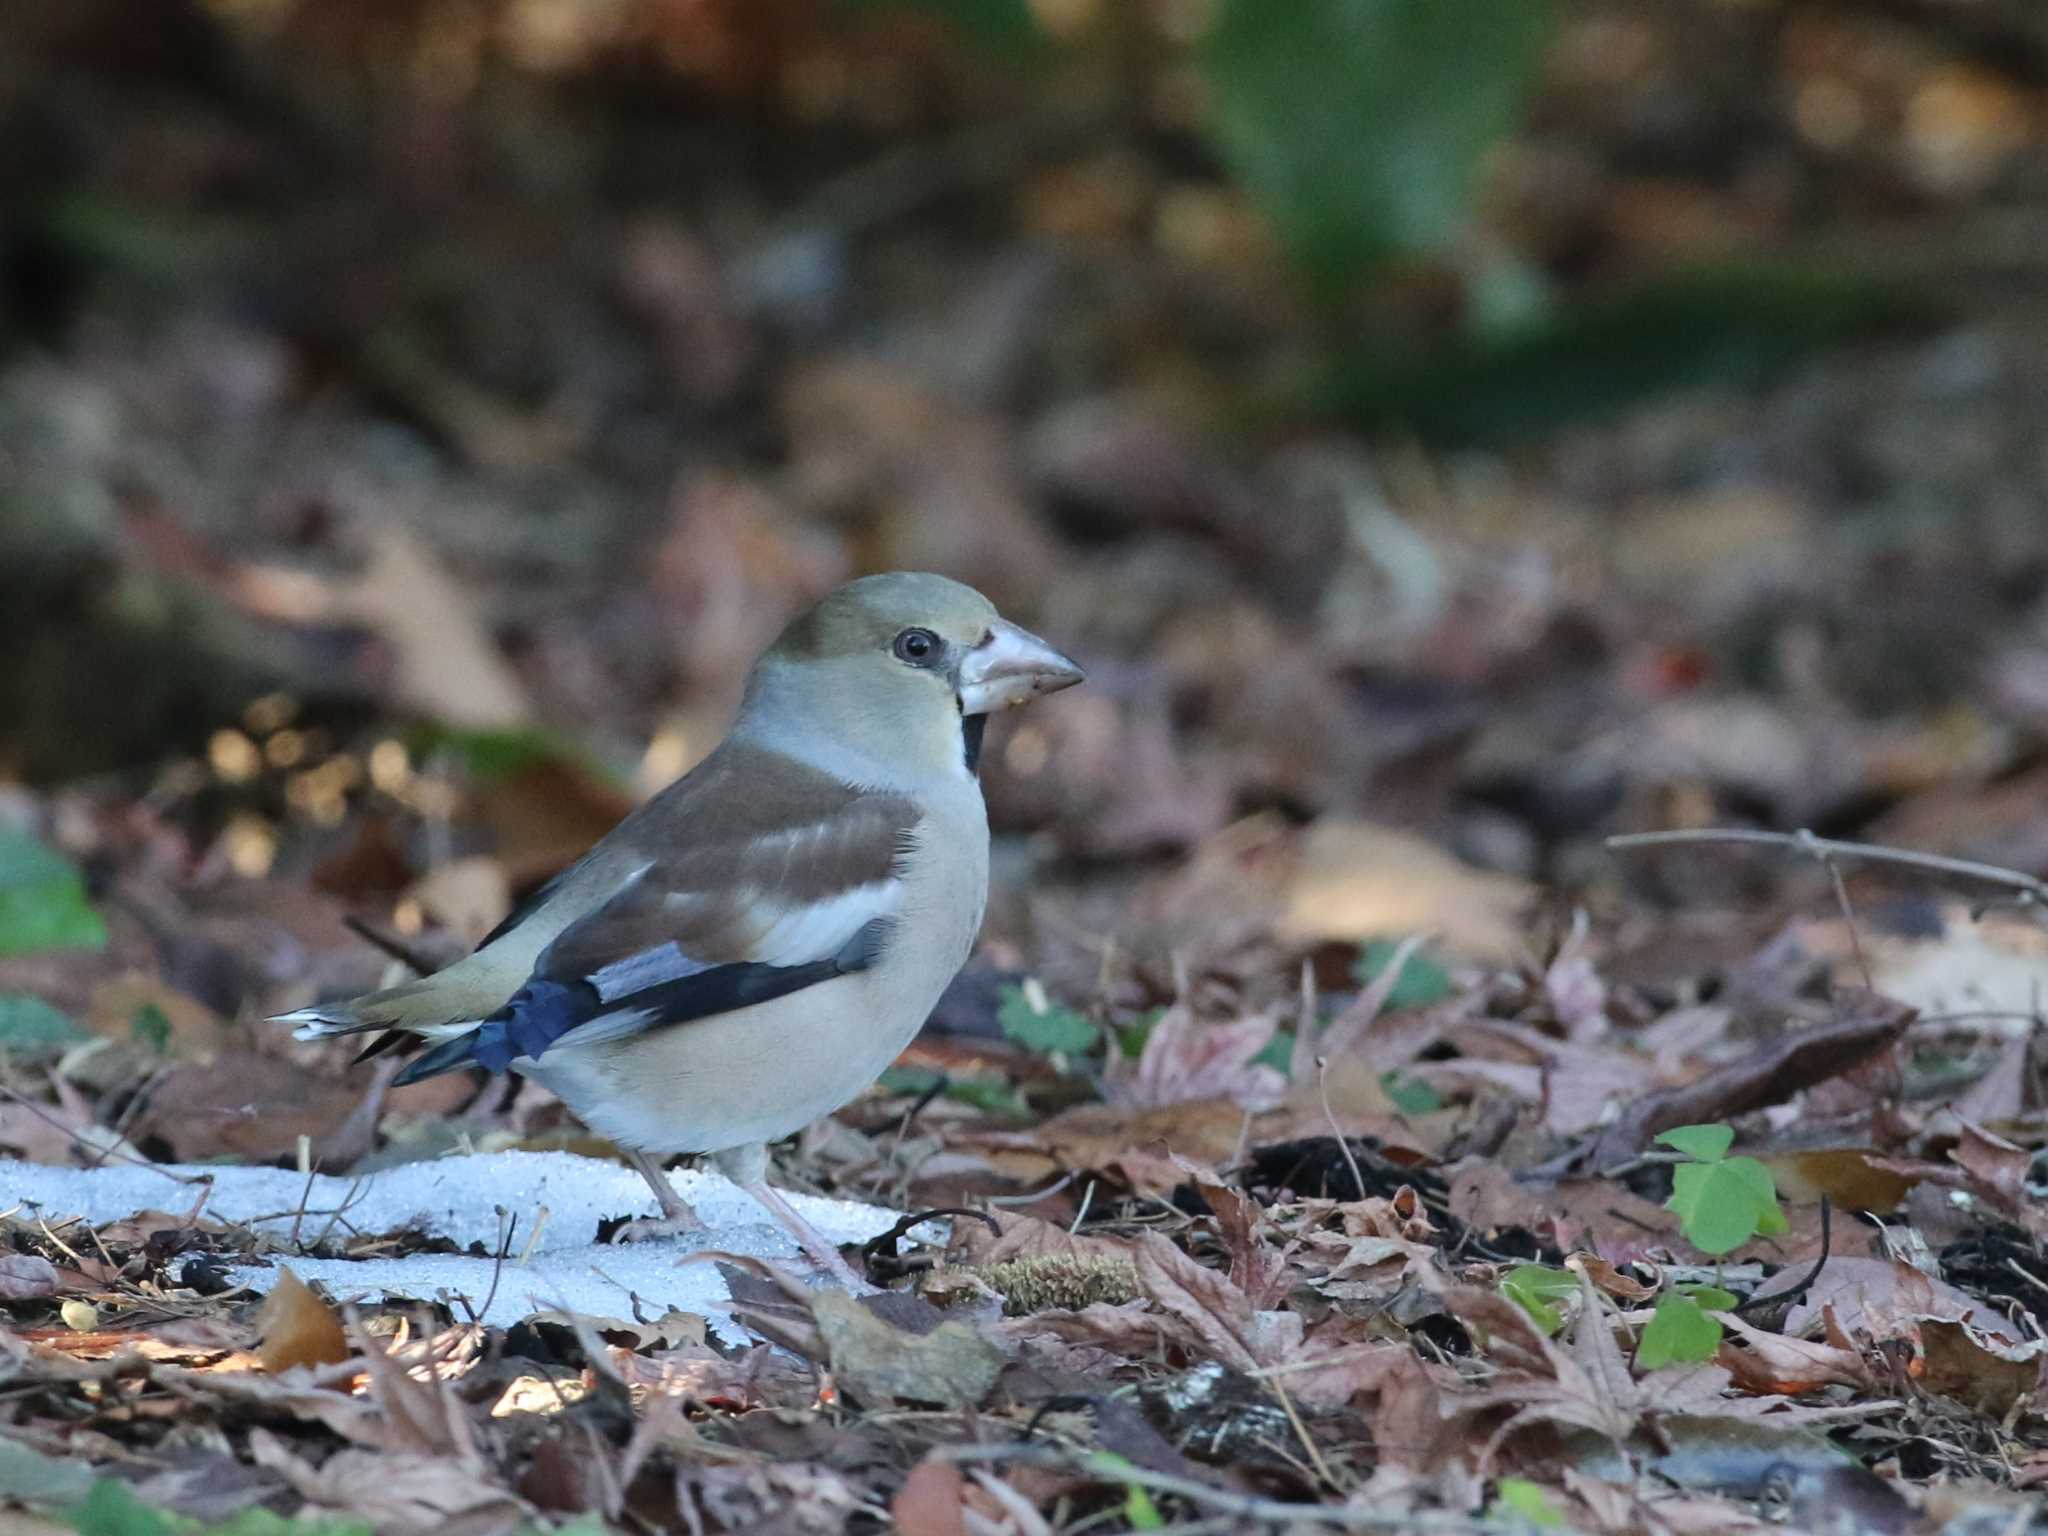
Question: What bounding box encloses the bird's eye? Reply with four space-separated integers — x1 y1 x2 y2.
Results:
893 627 940 666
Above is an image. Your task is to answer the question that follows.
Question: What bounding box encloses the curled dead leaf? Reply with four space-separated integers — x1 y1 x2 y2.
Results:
256 1267 349 1373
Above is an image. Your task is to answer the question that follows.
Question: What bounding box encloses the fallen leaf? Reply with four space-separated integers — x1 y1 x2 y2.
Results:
891 1456 968 1536
1919 1318 2048 1417
1103 1001 1286 1109
1569 991 1914 1173
1717 1312 1871 1396
338 527 531 728
256 1268 349 1372
250 1431 530 1536
1280 820 1529 962
0 1253 60 1300
1131 1230 1258 1373
811 1291 1004 1409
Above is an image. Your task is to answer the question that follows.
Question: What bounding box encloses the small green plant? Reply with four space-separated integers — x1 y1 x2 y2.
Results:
1490 1476 1568 1528
0 828 107 957
0 993 93 1060
1635 1283 1738 1370
1499 1263 1576 1336
1656 1124 1788 1256
1355 938 1453 1008
131 1002 172 1054
997 980 1100 1057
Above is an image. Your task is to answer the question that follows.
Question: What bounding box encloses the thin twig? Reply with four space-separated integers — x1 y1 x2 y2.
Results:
478 1206 516 1323
1315 1056 1367 1202
1819 852 1876 992
1607 828 2048 904
0 1082 210 1185
1734 1196 1832 1315
344 913 441 976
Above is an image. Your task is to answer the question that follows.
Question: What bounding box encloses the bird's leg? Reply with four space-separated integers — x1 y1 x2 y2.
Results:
736 1177 874 1294
711 1141 872 1292
611 1148 703 1242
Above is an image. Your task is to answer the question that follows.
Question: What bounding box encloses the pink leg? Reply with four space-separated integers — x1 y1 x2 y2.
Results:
738 1179 874 1293
611 1149 703 1241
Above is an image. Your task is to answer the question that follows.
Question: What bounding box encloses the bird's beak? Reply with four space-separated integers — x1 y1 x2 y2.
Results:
957 618 1085 716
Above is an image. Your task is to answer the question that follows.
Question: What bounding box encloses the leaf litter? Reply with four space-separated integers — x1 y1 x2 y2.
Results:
7 5 2048 1532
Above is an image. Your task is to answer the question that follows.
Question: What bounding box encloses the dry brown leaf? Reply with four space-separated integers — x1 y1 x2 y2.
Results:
891 1456 968 1536
1131 1230 1258 1373
1919 1318 2048 1417
1571 991 1914 1172
1717 1312 1872 1396
127 1050 371 1165
249 1431 530 1536
1103 1001 1285 1110
338 527 531 728
404 856 512 948
1951 1120 2041 1232
811 1290 1004 1409
966 1098 1248 1189
1195 1178 1291 1311
1755 1255 2020 1345
256 1267 349 1373
0 1253 61 1300
1280 820 1529 962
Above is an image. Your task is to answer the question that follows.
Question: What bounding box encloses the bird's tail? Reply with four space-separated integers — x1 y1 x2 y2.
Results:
270 964 511 1043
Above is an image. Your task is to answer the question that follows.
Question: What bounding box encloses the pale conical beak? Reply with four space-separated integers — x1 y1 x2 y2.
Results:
957 618 1085 716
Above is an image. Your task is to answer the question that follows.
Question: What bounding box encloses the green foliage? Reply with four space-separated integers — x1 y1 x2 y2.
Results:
1655 1124 1733 1162
876 1064 1030 1117
1355 938 1454 1009
1499 1263 1576 1336
131 1002 172 1054
1658 1123 1789 1256
1321 263 1921 441
1636 1292 1723 1370
0 993 94 1059
0 827 107 957
1203 0 1554 291
998 984 1100 1056
1380 1071 1443 1116
68 1478 374 1536
1083 1453 1166 1529
406 724 627 792
844 0 1046 55
1491 1476 1568 1528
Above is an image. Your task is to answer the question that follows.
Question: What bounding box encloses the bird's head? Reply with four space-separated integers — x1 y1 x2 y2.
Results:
738 571 1084 786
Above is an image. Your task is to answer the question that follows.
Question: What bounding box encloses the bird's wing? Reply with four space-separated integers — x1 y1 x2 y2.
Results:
393 742 921 1083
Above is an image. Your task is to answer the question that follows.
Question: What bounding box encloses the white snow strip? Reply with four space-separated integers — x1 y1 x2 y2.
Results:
0 1150 912 1341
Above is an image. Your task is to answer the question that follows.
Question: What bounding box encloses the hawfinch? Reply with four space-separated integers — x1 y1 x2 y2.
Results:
277 572 1082 1286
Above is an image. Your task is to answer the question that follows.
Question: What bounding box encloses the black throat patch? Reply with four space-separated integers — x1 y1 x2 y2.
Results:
961 711 988 774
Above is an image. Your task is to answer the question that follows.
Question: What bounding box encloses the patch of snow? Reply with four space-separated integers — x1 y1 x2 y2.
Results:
0 1151 911 1341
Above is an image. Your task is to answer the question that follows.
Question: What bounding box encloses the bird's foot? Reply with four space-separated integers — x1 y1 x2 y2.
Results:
611 1208 703 1244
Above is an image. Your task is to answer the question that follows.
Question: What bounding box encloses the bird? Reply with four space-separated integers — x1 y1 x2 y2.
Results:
274 571 1083 1288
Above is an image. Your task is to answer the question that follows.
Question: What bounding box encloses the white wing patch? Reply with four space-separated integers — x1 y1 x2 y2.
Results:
581 878 902 1003
740 879 902 967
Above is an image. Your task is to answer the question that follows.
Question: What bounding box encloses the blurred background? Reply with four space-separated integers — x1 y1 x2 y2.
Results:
6 0 2048 1163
